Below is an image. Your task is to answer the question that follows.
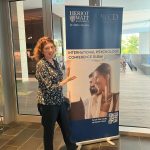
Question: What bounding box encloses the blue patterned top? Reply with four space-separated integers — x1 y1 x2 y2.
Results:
35 58 64 105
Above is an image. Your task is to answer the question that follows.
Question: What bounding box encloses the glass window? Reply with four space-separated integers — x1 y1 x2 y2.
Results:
52 0 150 128
53 13 64 65
10 0 43 115
103 0 150 128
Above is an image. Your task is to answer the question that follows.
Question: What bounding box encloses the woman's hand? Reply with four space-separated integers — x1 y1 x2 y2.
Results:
59 75 77 87
66 76 77 82
66 60 71 77
66 67 70 77
60 60 77 86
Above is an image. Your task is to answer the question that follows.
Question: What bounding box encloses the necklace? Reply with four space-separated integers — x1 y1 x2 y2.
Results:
45 57 55 67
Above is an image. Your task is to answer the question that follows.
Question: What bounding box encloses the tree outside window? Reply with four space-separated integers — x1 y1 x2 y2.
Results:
121 34 139 54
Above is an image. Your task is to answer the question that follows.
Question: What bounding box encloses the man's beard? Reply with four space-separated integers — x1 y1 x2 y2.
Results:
90 86 98 95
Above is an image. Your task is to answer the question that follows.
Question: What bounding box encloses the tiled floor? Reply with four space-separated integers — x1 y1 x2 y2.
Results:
0 122 150 150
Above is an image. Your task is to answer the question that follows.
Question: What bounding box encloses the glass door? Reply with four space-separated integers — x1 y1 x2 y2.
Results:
9 0 44 115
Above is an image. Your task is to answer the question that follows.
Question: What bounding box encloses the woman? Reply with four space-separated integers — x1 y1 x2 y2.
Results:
93 63 113 117
34 37 77 150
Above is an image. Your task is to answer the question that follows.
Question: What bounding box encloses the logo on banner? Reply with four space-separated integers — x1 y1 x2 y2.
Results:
99 13 119 23
69 10 89 26
70 16 76 22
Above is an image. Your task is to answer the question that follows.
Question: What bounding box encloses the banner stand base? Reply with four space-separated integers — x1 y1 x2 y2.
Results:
77 145 82 150
76 135 119 148
106 138 116 145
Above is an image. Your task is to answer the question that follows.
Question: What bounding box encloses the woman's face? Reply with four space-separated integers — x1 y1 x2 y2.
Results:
42 42 56 60
93 71 106 94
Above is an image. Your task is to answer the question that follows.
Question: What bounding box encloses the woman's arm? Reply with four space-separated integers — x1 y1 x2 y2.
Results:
59 76 77 87
35 61 76 89
60 60 77 86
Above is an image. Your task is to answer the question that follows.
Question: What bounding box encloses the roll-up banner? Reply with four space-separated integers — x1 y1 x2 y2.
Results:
65 6 123 144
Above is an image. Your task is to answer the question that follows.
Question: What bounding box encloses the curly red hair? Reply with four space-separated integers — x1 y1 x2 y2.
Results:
33 36 56 62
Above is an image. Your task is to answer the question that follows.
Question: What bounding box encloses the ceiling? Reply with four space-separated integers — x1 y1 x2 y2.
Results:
23 0 150 22
23 0 150 33
23 0 42 10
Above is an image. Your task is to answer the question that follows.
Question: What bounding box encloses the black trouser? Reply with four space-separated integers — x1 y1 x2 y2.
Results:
38 102 77 150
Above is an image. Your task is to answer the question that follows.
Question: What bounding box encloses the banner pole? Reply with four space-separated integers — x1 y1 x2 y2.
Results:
100 0 102 6
89 0 102 6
